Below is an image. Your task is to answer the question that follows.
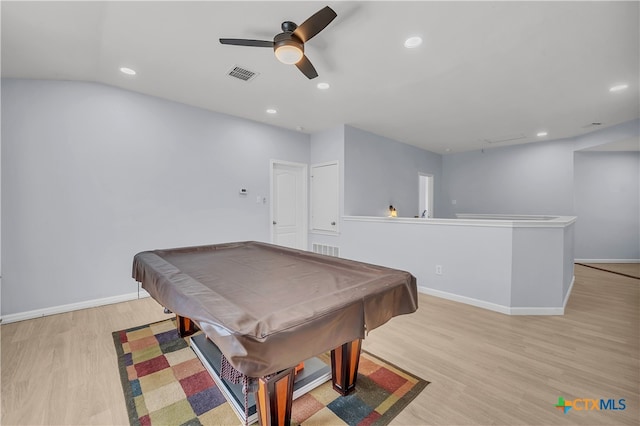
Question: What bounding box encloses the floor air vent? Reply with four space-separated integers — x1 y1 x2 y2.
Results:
227 66 258 82
312 243 340 257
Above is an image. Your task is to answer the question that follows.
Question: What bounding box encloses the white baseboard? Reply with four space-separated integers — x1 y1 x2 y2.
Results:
563 276 575 310
418 284 569 316
575 259 640 263
1 289 151 324
418 286 511 314
4 278 577 323
508 306 564 315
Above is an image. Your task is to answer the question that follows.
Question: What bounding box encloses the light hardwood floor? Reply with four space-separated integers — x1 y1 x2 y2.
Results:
581 263 640 279
1 264 638 425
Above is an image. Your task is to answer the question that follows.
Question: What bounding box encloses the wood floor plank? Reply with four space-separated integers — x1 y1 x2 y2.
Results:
1 264 638 425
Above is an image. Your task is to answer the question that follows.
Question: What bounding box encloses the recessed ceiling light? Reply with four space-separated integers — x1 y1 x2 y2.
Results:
609 84 628 92
266 108 277 114
119 67 136 75
404 36 423 49
317 82 330 90
537 131 548 137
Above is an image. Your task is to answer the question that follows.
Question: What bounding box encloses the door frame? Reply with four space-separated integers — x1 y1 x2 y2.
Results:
270 159 308 250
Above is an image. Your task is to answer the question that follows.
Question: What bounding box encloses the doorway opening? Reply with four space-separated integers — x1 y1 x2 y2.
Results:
419 174 434 218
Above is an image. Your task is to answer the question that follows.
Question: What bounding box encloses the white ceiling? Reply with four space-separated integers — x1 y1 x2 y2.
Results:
2 1 639 153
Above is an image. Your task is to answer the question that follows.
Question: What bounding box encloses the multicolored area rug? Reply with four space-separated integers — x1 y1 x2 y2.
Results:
113 319 429 425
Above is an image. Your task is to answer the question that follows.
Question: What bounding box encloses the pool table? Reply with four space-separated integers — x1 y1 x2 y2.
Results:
133 241 417 425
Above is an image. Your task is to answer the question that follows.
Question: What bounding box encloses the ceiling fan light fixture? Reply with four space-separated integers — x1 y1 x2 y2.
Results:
275 43 303 64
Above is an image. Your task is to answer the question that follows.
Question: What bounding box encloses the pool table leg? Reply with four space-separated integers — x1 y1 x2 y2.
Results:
331 338 362 396
176 315 198 337
255 367 296 426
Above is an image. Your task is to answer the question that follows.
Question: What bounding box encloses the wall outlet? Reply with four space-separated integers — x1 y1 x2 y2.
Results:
435 265 443 275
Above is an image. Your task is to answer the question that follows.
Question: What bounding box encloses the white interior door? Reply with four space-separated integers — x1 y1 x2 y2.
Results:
311 162 339 233
271 161 307 249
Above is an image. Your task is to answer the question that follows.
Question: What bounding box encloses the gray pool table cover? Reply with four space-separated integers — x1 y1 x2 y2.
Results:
132 241 417 378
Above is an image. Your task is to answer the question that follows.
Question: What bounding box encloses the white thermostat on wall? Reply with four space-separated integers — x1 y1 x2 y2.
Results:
239 188 248 195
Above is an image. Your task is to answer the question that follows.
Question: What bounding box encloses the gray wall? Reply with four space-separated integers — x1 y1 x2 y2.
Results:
1 79 310 316
340 218 514 309
342 218 574 314
574 151 640 260
344 125 443 218
2 78 637 318
442 140 575 218
510 226 570 308
442 120 640 259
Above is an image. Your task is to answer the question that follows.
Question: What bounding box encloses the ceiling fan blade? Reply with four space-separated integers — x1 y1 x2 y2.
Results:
296 55 318 79
293 6 337 43
219 38 274 48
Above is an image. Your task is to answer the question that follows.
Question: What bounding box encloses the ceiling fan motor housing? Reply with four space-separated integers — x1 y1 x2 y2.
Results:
281 21 298 32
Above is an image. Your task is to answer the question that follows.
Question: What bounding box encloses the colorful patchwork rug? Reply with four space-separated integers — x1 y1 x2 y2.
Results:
113 318 429 425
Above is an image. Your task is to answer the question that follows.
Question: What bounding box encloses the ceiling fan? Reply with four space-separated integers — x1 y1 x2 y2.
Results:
219 6 337 79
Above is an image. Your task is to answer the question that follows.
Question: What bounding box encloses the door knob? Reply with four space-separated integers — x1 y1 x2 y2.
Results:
273 221 277 225
331 221 336 225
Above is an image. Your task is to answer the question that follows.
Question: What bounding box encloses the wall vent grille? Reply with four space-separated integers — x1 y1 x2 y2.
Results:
312 243 340 257
227 65 258 82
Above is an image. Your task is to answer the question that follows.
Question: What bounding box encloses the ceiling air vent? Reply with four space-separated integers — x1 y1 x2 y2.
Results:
227 65 258 82
482 134 527 144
